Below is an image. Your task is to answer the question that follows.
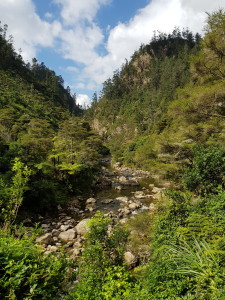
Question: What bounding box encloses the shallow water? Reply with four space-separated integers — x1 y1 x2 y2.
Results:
92 175 158 215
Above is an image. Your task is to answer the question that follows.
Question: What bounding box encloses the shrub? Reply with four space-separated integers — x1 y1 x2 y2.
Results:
183 144 225 195
0 230 73 300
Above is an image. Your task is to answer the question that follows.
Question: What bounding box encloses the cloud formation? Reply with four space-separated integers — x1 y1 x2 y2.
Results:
54 0 110 25
76 94 91 107
83 0 225 88
0 0 61 61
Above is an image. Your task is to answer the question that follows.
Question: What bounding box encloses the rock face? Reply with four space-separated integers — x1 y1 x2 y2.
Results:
75 219 90 236
58 229 76 243
36 233 52 245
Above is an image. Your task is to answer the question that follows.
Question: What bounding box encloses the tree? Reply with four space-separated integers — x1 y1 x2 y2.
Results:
192 9 225 81
1 158 31 229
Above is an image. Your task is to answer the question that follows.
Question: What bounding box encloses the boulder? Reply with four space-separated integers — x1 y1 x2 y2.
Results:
149 203 156 212
52 229 60 237
101 199 114 204
128 202 140 210
134 191 145 199
85 203 96 212
46 245 58 252
75 219 90 236
114 185 122 191
119 176 127 183
152 187 162 194
36 233 52 245
116 196 128 203
86 197 96 204
60 224 70 231
58 229 76 243
124 251 137 267
41 224 50 230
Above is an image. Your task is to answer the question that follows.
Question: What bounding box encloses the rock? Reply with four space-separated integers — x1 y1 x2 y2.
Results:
114 185 122 191
119 176 127 183
41 224 50 230
149 184 155 188
149 203 156 212
124 251 137 267
152 192 162 200
182 138 194 144
58 229 76 243
119 207 131 216
162 182 171 188
57 205 62 210
119 218 128 225
128 202 140 210
75 219 90 236
114 162 122 168
60 224 70 231
86 197 96 204
71 248 82 258
52 229 60 237
134 191 146 199
68 198 81 209
101 199 114 204
36 233 52 245
116 196 128 203
126 180 139 186
46 245 58 252
73 240 83 248
152 187 162 194
85 203 96 212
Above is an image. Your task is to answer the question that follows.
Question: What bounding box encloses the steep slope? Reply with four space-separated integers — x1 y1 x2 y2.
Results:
87 15 225 179
0 23 104 215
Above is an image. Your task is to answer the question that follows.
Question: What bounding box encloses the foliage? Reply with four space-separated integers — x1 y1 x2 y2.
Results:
183 145 225 195
66 213 135 300
0 229 74 300
0 24 105 213
0 158 31 229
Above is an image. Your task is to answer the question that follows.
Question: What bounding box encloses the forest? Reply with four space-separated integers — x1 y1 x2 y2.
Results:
1 9 225 300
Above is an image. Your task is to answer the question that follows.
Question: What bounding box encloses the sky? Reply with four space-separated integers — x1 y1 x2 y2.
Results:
0 0 225 107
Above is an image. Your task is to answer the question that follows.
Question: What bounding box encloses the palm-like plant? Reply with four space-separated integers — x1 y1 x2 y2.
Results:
170 238 224 299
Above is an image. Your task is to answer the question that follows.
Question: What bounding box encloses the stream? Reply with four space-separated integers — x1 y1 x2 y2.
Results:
35 160 172 259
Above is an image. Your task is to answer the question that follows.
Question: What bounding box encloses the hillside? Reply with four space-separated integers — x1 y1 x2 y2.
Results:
0 23 105 214
86 15 225 179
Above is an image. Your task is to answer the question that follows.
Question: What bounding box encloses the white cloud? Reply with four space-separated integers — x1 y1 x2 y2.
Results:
54 0 110 25
45 12 53 19
59 24 103 64
81 0 225 87
77 94 91 107
0 0 61 61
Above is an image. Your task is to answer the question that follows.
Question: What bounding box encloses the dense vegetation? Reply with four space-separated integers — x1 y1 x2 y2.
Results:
0 23 107 216
2 9 225 300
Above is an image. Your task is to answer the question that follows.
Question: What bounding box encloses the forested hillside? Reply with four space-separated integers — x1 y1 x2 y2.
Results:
0 23 106 216
87 10 225 179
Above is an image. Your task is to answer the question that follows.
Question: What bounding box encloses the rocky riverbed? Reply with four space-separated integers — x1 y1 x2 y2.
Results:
35 160 173 265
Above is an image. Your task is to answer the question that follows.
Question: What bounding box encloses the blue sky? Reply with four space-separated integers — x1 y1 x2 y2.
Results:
0 0 225 106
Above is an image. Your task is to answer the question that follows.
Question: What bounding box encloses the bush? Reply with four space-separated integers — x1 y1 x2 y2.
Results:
183 144 225 195
0 230 73 300
66 213 134 300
